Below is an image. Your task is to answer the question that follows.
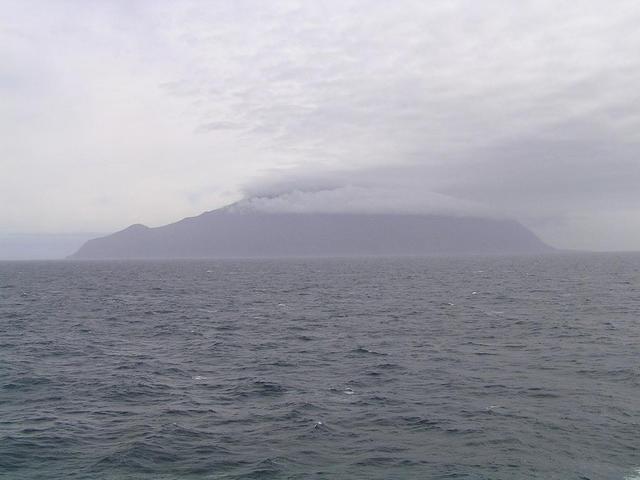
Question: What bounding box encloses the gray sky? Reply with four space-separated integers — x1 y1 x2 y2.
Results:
2 0 640 251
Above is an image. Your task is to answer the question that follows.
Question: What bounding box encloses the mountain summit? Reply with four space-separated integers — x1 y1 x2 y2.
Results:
69 204 553 259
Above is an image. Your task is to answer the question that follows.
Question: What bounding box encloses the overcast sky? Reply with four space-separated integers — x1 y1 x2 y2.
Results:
2 0 640 251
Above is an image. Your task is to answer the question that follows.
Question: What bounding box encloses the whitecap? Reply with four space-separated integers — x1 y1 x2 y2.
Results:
192 375 207 380
625 468 640 480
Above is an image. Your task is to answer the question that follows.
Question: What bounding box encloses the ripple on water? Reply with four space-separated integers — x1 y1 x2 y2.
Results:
1 255 639 479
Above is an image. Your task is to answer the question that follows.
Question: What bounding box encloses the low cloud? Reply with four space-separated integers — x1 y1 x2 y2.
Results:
2 0 640 250
235 184 496 218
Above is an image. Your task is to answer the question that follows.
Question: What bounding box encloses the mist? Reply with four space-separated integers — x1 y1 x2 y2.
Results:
2 0 640 258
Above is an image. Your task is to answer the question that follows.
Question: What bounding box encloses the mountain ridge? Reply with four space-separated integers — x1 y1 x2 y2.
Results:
69 205 554 259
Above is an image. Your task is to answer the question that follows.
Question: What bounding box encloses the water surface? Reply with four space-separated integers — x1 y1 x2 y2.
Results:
1 254 639 479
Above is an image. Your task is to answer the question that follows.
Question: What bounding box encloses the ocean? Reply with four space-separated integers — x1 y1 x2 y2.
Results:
1 253 639 479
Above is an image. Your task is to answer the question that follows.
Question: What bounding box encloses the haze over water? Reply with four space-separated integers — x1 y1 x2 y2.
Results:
2 253 639 479
3 2 640 479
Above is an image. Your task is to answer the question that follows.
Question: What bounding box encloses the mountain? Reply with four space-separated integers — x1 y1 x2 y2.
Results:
68 206 554 259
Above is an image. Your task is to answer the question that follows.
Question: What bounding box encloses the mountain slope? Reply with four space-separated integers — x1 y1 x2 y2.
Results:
69 208 554 259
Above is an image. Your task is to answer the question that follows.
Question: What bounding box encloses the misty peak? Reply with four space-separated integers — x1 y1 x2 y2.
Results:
230 185 499 219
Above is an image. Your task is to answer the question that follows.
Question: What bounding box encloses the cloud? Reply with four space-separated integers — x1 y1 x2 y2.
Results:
235 184 495 218
195 121 243 133
2 0 640 250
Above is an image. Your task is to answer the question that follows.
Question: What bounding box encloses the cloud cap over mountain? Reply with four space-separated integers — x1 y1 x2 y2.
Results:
3 0 640 252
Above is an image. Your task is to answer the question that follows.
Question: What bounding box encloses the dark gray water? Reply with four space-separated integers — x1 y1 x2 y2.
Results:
1 254 639 480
